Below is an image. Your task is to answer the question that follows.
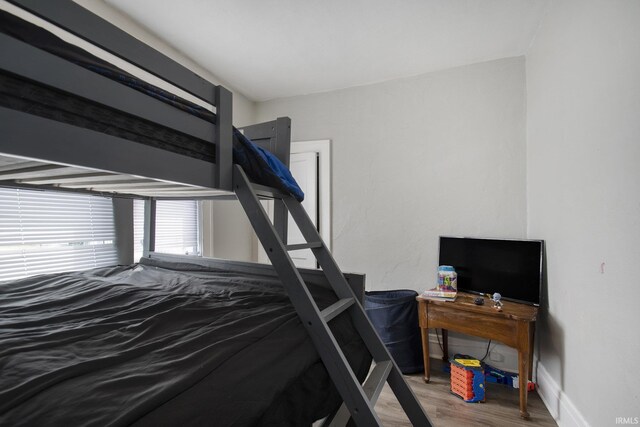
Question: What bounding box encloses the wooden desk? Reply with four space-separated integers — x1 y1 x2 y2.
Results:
416 292 538 418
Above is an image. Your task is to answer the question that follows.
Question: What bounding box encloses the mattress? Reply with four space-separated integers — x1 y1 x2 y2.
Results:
0 71 215 162
0 258 371 426
0 10 303 201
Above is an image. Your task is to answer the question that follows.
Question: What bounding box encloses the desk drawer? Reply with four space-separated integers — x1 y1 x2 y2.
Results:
426 305 517 347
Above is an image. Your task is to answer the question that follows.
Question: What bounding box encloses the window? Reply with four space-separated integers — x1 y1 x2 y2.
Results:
0 188 118 282
133 200 200 260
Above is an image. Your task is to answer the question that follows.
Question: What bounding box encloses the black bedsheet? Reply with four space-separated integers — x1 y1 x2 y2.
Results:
0 258 371 426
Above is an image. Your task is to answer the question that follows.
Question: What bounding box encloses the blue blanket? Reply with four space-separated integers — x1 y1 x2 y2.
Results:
233 129 304 201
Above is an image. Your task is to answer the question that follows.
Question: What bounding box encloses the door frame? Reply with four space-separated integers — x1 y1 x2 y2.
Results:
290 139 331 251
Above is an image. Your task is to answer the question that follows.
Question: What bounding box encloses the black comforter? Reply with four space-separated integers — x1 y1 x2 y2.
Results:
0 259 370 426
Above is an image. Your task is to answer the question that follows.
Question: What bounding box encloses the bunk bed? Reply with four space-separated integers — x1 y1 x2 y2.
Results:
0 1 371 426
0 1 433 426
0 4 300 201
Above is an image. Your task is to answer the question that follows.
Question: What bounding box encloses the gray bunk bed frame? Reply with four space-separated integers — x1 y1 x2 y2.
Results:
0 1 432 426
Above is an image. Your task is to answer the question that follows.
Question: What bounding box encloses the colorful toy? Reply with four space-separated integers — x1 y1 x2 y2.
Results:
484 364 517 387
450 358 485 403
444 354 537 392
491 292 503 311
437 265 458 292
484 363 537 391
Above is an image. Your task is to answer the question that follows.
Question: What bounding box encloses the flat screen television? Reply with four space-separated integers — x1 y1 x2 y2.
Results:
438 236 544 306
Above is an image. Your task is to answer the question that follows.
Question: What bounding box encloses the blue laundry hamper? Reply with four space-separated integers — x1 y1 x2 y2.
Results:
364 290 423 374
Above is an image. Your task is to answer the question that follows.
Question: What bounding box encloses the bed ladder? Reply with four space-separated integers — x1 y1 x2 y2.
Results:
233 165 432 427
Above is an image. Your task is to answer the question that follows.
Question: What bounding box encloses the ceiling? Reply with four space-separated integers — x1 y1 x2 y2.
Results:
103 0 549 102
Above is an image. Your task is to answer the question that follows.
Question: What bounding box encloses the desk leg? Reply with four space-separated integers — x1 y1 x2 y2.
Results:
529 322 535 381
517 321 531 419
442 329 448 362
420 328 431 383
421 327 430 383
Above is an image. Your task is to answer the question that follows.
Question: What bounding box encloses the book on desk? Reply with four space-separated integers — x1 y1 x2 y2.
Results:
420 287 458 302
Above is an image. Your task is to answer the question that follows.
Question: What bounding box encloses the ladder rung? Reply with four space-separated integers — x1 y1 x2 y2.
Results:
285 242 322 251
321 298 355 322
249 182 289 199
363 360 393 405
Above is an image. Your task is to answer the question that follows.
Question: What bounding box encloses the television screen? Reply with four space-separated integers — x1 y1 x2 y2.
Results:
438 236 544 306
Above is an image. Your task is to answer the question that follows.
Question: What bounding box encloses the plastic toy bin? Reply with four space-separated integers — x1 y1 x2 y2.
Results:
364 290 423 374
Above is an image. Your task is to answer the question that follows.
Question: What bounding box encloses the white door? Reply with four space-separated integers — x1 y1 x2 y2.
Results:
287 151 318 268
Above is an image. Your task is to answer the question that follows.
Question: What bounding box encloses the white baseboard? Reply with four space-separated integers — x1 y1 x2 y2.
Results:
535 361 589 427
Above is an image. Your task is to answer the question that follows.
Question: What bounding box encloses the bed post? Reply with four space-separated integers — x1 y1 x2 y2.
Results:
214 85 233 191
274 117 291 168
273 116 291 245
142 198 156 258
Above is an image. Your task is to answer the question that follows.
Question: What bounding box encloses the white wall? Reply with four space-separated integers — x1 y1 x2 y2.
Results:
258 57 528 291
257 57 528 371
526 1 640 426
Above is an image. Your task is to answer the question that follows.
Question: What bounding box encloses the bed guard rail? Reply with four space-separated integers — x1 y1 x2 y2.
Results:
5 0 234 191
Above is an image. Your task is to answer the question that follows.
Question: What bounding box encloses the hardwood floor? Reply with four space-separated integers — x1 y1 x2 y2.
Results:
374 360 558 427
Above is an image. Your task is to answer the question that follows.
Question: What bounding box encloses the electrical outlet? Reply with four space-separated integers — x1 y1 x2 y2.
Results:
489 351 504 362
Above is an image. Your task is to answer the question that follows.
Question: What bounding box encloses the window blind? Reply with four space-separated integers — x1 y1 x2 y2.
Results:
133 200 200 260
0 188 117 282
